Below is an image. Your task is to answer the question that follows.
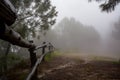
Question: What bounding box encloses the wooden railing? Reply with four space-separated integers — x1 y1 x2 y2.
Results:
26 41 54 80
0 1 55 80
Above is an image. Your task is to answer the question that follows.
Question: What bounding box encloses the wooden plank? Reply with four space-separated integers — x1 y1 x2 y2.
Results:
29 47 38 80
0 25 35 48
0 0 17 26
26 52 49 80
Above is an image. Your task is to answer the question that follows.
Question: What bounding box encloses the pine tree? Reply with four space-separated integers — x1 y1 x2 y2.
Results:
89 0 120 12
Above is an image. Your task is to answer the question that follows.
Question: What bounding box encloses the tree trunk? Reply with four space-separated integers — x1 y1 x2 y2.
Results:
3 43 11 71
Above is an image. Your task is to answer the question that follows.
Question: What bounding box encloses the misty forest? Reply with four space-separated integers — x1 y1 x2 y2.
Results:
0 0 120 80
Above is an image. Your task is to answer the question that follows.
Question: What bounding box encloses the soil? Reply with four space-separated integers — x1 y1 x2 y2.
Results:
6 54 120 80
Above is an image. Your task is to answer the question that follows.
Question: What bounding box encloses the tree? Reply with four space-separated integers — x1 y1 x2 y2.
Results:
89 0 120 12
10 0 58 38
46 17 101 53
112 18 120 40
105 18 120 58
0 0 57 76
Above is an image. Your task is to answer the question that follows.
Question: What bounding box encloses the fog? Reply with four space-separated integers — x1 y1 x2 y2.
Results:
33 0 120 59
51 0 120 36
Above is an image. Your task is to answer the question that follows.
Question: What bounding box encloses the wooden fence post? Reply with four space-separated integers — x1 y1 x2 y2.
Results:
28 40 38 80
49 43 54 52
48 43 51 52
42 42 46 61
48 43 52 57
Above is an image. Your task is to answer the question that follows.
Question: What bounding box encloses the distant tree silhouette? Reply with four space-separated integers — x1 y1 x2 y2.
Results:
46 17 101 53
112 18 120 40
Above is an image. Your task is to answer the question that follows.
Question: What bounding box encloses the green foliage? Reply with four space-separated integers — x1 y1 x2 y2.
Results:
45 51 61 61
117 60 120 64
0 0 58 76
45 53 52 61
10 0 57 38
89 0 120 12
0 53 22 74
112 59 120 65
8 53 21 61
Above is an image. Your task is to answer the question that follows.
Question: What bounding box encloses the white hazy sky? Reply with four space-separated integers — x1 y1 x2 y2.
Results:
51 0 120 36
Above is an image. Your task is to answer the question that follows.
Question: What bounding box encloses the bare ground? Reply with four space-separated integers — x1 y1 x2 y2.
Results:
6 54 120 80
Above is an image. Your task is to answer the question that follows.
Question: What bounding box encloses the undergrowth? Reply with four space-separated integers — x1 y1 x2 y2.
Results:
0 53 23 75
45 51 61 61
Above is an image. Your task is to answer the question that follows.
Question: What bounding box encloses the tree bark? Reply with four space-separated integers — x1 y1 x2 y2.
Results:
3 43 11 71
0 25 35 48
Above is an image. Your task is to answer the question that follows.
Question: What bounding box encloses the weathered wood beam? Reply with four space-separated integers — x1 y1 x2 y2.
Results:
0 0 17 26
26 51 49 80
0 25 35 48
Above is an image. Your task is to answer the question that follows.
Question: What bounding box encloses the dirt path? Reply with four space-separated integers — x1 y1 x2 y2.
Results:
37 55 120 80
6 54 120 80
